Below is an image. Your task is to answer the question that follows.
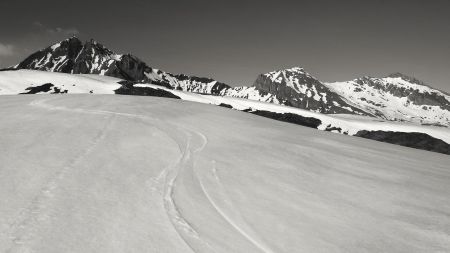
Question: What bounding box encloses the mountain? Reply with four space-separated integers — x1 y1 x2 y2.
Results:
11 37 231 95
6 36 450 126
237 67 450 126
8 37 288 104
251 67 369 115
325 73 450 126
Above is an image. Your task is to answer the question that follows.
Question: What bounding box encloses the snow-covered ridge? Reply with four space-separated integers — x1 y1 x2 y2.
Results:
264 66 317 85
325 75 450 126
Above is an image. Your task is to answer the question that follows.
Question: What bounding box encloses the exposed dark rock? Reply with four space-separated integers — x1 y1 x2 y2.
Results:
218 103 233 109
325 126 343 132
249 110 322 129
20 83 55 94
52 87 68 94
114 84 180 99
355 130 450 155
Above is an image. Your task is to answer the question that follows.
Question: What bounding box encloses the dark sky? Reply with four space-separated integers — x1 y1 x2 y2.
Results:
1 0 449 91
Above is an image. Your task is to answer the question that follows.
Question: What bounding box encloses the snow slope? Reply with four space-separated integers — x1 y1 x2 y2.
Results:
0 70 122 94
0 95 449 252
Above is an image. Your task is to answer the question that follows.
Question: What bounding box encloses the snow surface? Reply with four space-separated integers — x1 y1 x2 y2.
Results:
0 95 449 252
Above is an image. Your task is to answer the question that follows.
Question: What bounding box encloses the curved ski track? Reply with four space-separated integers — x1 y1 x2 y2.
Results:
16 97 275 253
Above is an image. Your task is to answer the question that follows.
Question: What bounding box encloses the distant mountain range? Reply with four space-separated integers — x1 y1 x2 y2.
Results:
4 36 450 127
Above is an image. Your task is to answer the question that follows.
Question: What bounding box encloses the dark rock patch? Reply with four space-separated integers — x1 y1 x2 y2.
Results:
355 130 450 155
52 87 68 94
249 110 322 129
20 83 55 94
115 84 180 99
218 103 233 109
325 125 343 133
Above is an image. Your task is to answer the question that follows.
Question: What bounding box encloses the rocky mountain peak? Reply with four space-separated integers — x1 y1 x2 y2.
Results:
263 67 315 83
385 72 427 87
83 39 115 55
281 66 306 73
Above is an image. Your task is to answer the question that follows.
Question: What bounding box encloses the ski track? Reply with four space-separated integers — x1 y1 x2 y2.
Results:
3 110 116 253
18 97 275 253
194 157 276 253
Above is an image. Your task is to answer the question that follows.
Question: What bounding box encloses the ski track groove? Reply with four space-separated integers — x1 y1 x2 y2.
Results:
193 133 276 253
14 97 273 253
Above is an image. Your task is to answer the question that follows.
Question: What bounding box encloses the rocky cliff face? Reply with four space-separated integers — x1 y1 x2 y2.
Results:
15 37 83 73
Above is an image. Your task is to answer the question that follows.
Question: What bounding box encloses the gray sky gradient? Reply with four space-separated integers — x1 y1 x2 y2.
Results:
0 0 449 91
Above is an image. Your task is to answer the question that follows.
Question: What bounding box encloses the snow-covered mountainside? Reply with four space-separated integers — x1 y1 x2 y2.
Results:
1 94 449 252
325 73 450 126
252 67 369 115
